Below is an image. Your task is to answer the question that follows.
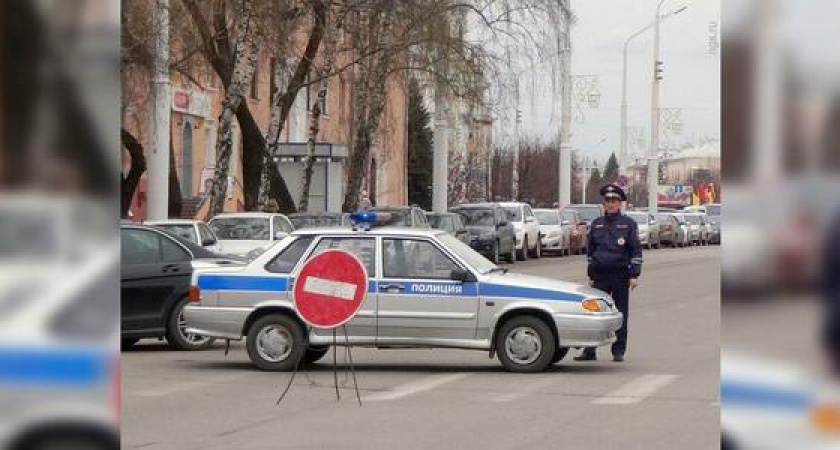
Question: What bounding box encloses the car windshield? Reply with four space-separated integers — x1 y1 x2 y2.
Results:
571 206 601 222
209 217 271 240
290 214 343 229
502 207 522 222
453 208 495 226
626 213 647 224
437 233 497 275
534 210 559 225
153 224 197 244
705 204 721 216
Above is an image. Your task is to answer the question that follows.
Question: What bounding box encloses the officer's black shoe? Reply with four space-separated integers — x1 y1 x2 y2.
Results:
574 352 597 361
612 354 625 362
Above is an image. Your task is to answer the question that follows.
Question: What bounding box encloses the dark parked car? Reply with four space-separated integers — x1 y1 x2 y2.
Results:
426 212 471 245
121 223 242 350
289 212 350 229
451 203 517 264
370 205 431 228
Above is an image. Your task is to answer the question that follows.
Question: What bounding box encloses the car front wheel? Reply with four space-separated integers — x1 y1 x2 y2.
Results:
246 314 307 371
167 298 215 351
496 316 556 373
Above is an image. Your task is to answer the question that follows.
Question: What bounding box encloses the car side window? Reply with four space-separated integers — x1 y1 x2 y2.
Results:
524 205 534 219
121 229 162 264
161 235 191 262
383 239 460 280
265 236 314 273
280 217 294 233
307 237 375 275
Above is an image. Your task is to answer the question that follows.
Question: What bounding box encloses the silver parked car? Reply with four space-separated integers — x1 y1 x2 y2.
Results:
683 213 708 246
185 227 622 373
534 208 570 256
625 211 661 249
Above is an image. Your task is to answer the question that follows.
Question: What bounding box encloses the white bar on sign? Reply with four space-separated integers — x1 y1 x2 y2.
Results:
303 276 357 301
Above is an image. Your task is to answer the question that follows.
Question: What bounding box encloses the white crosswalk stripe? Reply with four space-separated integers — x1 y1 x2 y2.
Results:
366 373 469 401
592 374 679 405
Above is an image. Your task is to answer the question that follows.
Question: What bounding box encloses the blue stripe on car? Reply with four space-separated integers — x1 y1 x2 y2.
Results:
720 380 813 411
0 347 110 388
198 275 584 302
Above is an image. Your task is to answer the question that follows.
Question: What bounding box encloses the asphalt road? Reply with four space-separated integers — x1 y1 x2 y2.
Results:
122 245 720 450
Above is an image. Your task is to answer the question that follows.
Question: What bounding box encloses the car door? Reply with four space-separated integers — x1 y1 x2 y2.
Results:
495 208 515 253
377 237 479 342
297 236 378 341
121 227 193 335
523 205 539 244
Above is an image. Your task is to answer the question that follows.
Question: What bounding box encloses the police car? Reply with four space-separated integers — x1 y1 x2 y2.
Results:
184 211 623 373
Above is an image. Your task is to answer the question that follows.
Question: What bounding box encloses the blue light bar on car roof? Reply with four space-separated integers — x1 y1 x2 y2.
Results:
348 210 391 230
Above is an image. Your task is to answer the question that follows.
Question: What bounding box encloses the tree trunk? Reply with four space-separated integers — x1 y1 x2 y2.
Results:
120 128 146 218
206 0 259 218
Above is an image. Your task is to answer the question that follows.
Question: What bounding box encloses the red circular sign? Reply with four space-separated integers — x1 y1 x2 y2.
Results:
292 250 368 329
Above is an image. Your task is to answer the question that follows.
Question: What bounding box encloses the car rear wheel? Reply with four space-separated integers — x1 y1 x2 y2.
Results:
246 314 307 371
496 316 556 373
506 242 517 263
552 347 570 364
531 236 541 259
519 237 528 261
167 298 215 351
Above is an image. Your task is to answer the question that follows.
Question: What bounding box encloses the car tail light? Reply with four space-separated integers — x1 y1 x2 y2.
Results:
188 285 201 303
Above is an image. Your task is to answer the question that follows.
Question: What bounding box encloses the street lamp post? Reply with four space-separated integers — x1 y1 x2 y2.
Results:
647 1 686 215
620 6 686 171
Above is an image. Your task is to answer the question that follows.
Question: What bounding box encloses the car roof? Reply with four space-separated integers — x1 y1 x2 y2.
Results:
452 203 497 209
496 202 526 207
565 204 601 208
121 223 217 258
372 205 415 211
533 208 557 212
210 212 283 219
145 219 201 225
289 212 344 217
292 227 446 238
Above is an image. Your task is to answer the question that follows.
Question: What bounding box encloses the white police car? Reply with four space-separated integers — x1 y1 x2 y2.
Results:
184 211 622 373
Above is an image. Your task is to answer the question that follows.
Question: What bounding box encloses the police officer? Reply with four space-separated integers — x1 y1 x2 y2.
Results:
574 184 642 362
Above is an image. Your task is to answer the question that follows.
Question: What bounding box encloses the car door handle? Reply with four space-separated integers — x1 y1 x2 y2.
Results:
161 264 181 274
379 283 404 292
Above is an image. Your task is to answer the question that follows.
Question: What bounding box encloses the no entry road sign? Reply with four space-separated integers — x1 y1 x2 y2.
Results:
292 249 368 329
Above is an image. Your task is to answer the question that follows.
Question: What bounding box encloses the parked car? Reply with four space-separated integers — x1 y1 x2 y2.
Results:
498 202 542 260
560 208 588 255
656 212 685 248
534 208 570 256
146 219 224 254
186 226 623 373
451 203 517 264
370 205 431 228
672 213 693 247
289 212 350 229
208 212 294 259
681 213 704 245
625 211 661 249
121 223 244 350
564 204 603 230
426 212 471 245
704 203 721 245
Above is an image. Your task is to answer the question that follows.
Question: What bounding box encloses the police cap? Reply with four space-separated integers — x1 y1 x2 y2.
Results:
600 184 627 201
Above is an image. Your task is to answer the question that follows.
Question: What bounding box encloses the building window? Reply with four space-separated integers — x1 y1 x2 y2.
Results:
181 119 194 198
250 59 259 99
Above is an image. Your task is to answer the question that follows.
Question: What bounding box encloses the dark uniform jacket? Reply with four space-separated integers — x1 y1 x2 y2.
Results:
587 212 643 279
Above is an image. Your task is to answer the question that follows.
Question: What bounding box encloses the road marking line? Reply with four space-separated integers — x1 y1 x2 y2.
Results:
592 374 678 405
366 373 468 401
303 276 357 301
130 374 242 398
491 377 557 403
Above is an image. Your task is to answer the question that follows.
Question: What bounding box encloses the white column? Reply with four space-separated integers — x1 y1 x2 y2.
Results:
558 0 573 208
432 84 449 213
147 0 171 220
648 2 663 214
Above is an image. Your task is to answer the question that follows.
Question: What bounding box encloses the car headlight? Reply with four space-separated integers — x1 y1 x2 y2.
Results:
581 298 610 312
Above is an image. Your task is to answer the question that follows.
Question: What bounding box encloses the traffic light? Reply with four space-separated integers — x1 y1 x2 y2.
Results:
654 60 664 81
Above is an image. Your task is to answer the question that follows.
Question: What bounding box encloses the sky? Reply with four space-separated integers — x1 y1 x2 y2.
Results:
498 0 721 165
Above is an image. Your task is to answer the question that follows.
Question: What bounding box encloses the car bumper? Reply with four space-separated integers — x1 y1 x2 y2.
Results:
183 305 252 340
553 311 623 347
541 235 562 248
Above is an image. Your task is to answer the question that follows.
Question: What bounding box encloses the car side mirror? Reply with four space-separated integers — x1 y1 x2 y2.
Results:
450 268 476 283
274 231 288 240
201 237 217 246
498 220 508 227
561 220 570 226
649 220 656 225
525 216 535 223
